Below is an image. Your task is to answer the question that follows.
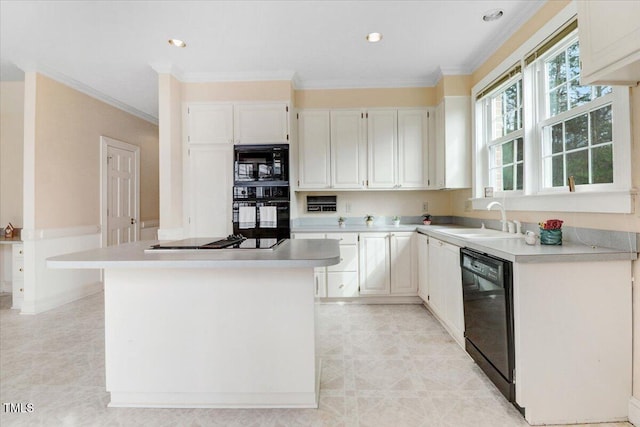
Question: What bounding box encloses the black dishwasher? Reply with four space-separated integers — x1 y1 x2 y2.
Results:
460 248 518 408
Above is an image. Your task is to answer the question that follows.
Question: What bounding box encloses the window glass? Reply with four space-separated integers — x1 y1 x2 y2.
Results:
541 40 613 188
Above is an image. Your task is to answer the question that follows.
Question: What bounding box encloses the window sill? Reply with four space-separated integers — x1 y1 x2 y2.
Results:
470 189 636 214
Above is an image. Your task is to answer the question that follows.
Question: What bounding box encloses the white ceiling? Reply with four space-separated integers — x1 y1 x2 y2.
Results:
0 0 545 123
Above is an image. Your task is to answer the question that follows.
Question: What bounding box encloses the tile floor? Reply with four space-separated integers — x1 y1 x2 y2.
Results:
0 292 633 427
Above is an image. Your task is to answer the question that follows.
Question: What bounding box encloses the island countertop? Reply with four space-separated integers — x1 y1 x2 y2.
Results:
47 238 341 269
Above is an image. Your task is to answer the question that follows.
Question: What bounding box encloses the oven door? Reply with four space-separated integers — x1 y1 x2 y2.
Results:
232 201 290 240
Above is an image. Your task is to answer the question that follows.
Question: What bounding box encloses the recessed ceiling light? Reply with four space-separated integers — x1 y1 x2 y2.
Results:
482 9 504 22
168 39 187 48
366 32 383 43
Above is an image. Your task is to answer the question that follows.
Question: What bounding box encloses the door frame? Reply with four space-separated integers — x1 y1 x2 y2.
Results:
100 136 140 247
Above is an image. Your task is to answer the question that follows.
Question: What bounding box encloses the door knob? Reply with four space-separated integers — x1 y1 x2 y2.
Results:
130 218 137 225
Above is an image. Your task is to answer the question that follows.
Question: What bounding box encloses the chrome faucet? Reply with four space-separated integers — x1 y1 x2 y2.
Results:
487 201 508 232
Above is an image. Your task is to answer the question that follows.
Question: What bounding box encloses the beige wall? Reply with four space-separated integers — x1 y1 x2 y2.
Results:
295 87 435 109
0 81 25 227
182 80 291 102
435 75 472 104
32 74 159 228
295 190 451 219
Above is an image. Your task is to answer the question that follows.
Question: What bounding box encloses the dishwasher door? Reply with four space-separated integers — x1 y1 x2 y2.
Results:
460 248 515 397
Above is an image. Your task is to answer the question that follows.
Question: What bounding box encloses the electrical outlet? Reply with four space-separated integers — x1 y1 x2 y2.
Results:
464 200 472 212
345 202 352 213
422 202 428 212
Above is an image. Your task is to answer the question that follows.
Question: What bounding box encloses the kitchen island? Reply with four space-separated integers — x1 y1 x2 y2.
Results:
47 238 340 409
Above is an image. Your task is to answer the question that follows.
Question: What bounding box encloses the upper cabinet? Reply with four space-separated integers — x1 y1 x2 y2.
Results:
431 97 470 189
297 110 331 189
297 107 430 191
331 110 367 189
577 0 640 86
186 104 234 145
297 109 367 190
233 103 290 144
367 110 398 189
185 102 289 145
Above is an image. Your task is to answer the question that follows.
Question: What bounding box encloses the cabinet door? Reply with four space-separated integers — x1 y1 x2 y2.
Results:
390 232 417 295
359 233 390 295
315 271 327 298
298 110 331 189
367 110 397 189
433 102 446 189
417 233 429 302
327 244 358 272
427 237 445 318
578 0 640 85
186 104 234 145
441 241 464 344
331 110 366 189
187 145 233 237
397 109 427 189
233 104 289 144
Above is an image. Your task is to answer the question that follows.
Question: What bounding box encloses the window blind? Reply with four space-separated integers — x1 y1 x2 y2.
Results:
524 18 578 66
475 64 522 101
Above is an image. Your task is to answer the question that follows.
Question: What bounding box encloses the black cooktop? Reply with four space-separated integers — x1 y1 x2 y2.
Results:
148 235 283 250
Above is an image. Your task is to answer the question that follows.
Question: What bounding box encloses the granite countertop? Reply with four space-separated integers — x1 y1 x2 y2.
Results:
47 239 341 269
292 223 637 263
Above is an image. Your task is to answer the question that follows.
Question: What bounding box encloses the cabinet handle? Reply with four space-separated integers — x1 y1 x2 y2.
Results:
20 288 23 292
315 277 318 294
19 268 23 272
19 250 23 255
339 284 345 289
340 258 344 262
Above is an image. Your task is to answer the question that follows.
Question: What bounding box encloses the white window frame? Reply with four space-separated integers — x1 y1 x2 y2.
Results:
471 2 633 214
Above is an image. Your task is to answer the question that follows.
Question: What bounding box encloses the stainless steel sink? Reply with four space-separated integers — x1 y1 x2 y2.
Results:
435 228 522 239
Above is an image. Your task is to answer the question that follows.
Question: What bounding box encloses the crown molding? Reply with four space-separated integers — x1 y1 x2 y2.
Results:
18 62 158 124
296 76 437 90
176 70 297 83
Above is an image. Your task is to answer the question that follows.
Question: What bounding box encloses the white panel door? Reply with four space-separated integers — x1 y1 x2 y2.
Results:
367 110 397 189
359 233 390 295
107 145 137 245
390 232 417 295
233 104 289 144
397 109 427 189
331 110 365 189
188 145 233 237
298 110 331 189
187 104 234 145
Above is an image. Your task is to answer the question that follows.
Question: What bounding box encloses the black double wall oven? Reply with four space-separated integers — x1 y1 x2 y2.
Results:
232 144 290 240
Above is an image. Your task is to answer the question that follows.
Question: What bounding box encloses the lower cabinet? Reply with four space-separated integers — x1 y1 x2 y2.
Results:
359 232 417 296
426 236 464 345
12 244 24 310
417 233 429 302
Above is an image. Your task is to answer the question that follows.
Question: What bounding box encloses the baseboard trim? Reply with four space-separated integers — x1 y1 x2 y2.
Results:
21 281 103 315
629 397 640 426
319 296 422 304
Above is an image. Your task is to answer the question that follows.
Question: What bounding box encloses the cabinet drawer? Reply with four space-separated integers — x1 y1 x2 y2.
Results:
325 233 358 245
327 272 359 298
327 244 358 272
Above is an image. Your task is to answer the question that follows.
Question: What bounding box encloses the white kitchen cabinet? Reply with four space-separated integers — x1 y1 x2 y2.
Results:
577 0 640 85
431 97 470 189
366 110 397 189
11 244 24 310
397 109 428 188
233 103 289 144
297 110 331 189
186 145 233 238
331 110 366 189
390 232 418 295
427 236 464 345
359 233 391 295
417 233 429 302
186 104 234 145
293 232 359 298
